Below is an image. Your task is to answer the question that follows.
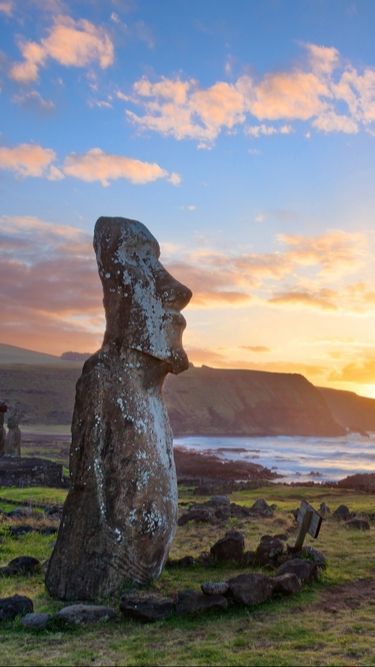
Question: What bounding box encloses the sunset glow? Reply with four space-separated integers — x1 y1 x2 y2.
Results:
1 1 375 397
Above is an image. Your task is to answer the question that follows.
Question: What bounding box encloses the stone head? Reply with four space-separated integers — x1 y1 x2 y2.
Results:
94 217 192 373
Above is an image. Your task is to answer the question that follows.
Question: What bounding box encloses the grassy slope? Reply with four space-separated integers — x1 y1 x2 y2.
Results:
1 484 375 666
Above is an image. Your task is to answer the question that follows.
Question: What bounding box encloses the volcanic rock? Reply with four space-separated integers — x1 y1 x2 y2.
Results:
210 530 245 563
120 593 175 623
176 589 228 615
226 573 275 606
276 559 318 584
345 518 370 530
55 604 116 626
0 595 33 621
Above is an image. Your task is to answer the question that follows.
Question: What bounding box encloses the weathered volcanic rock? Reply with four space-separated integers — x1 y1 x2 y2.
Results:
333 505 351 521
201 582 230 596
0 457 65 488
0 595 33 621
345 518 370 530
210 530 245 563
273 573 302 595
276 559 318 584
226 573 275 606
120 593 175 623
46 217 191 601
21 612 52 631
254 535 284 566
0 556 41 577
55 604 116 626
176 589 228 615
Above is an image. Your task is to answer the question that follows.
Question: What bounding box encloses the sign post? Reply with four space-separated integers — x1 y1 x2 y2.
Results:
294 500 323 550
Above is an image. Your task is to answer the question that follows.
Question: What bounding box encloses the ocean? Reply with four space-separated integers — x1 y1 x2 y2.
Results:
174 433 375 483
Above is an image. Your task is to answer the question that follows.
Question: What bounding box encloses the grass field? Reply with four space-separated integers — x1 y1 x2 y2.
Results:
1 483 375 666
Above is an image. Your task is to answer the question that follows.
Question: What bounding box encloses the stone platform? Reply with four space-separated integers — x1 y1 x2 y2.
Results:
0 457 66 488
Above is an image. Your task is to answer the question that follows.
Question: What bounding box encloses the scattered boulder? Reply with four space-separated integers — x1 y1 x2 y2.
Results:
167 555 195 568
229 503 252 519
345 518 370 531
249 498 274 517
319 502 330 517
55 604 116 626
120 593 175 623
226 573 275 606
210 530 245 563
276 558 318 584
299 546 327 570
0 595 33 621
176 589 228 615
0 556 41 577
21 612 51 631
201 582 229 596
273 573 302 595
178 508 215 526
209 496 230 506
254 535 284 566
333 504 351 521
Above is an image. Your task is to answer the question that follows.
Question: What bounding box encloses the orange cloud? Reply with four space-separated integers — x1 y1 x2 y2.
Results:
268 289 337 310
279 229 367 276
125 43 375 142
330 356 375 384
0 143 60 179
9 15 114 83
0 144 180 187
248 71 328 121
63 148 181 186
241 346 270 352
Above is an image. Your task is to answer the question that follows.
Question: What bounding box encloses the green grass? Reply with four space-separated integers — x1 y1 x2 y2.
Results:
1 484 375 665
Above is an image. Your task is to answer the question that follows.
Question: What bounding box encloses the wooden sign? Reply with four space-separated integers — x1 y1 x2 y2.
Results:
295 500 323 550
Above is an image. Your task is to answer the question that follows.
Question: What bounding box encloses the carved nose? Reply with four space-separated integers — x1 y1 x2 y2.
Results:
159 271 192 310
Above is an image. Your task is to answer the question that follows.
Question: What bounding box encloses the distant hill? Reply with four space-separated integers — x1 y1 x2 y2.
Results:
164 365 344 437
0 343 82 368
0 344 354 436
319 387 375 432
60 352 91 362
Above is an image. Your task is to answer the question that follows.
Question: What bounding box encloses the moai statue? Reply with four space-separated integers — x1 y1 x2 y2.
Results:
5 408 21 457
46 217 192 601
0 403 7 457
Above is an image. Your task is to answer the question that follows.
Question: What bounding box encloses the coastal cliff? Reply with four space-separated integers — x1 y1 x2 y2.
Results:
165 366 344 437
1 345 374 437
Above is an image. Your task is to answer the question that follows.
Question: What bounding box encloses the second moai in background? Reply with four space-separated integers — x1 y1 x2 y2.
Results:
0 403 7 457
5 409 21 457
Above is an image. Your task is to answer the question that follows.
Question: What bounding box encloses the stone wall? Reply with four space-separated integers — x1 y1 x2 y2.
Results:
0 457 66 488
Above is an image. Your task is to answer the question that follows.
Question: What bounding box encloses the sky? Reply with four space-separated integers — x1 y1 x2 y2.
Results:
1 0 375 398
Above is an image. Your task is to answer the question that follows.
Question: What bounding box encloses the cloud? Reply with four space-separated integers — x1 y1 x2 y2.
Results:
126 76 248 145
0 1 12 16
9 15 114 83
330 356 375 384
241 346 270 352
12 90 55 112
124 42 375 144
0 143 180 187
0 215 103 353
0 143 57 178
268 289 337 311
63 148 181 186
278 229 367 276
246 124 293 138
